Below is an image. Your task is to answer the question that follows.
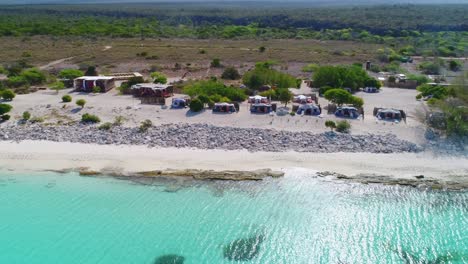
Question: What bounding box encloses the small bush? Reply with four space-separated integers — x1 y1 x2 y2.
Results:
259 46 266 53
22 111 31 120
92 86 101 93
336 120 351 133
210 58 221 68
221 67 241 80
151 72 167 84
289 112 296 116
113 116 125 126
81 113 100 123
416 94 423 100
427 98 439 106
62 95 72 102
1 114 10 121
139 119 153 132
0 103 12 115
325 120 336 131
189 98 204 112
98 122 112 130
76 99 86 108
1 89 16 101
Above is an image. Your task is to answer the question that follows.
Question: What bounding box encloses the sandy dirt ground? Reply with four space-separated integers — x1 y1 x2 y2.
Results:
4 84 426 144
0 141 466 184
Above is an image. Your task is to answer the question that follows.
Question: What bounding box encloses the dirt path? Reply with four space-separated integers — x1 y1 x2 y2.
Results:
39 57 75 70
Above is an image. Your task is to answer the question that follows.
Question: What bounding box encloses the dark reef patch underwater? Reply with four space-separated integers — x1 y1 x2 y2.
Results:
223 232 265 261
154 254 185 264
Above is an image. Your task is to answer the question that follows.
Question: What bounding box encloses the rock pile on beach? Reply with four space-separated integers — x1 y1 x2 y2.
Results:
0 123 422 153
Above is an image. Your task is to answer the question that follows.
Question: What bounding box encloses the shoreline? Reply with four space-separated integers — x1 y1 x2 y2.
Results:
0 140 467 190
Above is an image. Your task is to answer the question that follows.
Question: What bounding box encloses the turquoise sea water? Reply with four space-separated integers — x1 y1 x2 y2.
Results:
0 170 467 264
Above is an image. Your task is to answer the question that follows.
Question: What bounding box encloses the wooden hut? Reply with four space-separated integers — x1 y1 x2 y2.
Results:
131 83 174 98
73 76 115 93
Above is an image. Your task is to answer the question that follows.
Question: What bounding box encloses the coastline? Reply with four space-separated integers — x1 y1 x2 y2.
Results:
0 140 467 189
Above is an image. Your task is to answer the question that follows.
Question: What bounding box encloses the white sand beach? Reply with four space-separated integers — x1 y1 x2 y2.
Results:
0 140 466 184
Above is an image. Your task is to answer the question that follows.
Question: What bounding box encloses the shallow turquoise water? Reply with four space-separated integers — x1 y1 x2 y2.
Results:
0 170 467 264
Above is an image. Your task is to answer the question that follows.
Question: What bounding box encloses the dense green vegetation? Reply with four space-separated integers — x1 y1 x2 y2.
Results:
0 103 12 121
243 62 298 90
58 69 83 80
324 89 364 108
183 80 247 102
1 89 16 101
0 4 466 57
417 84 449 100
151 72 167 84
420 74 468 139
313 65 379 92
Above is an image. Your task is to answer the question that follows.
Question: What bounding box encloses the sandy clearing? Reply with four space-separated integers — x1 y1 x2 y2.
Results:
5 86 426 144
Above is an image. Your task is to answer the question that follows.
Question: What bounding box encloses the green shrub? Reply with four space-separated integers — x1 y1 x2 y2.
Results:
416 94 423 100
19 68 47 85
119 76 145 94
417 84 448 100
7 76 28 88
324 89 352 105
197 94 210 105
151 72 167 84
189 98 204 112
448 60 462 72
221 67 241 80
289 112 296 116
407 74 430 85
209 94 222 103
76 99 86 108
183 80 247 102
313 65 373 92
243 64 296 90
51 81 65 93
81 113 100 123
22 111 31 120
325 120 336 131
98 122 113 130
259 46 266 53
62 95 72 102
58 69 83 80
427 98 439 106
1 114 10 121
0 103 12 115
139 119 153 132
301 63 319 73
113 116 125 126
92 86 101 93
277 88 293 107
1 89 16 101
336 120 351 133
324 88 364 107
350 96 364 108
210 58 221 68
84 66 98 76
418 61 443 75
